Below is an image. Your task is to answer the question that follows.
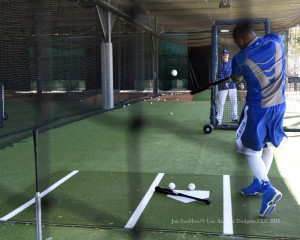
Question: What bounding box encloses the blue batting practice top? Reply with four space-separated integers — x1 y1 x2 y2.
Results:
232 33 286 109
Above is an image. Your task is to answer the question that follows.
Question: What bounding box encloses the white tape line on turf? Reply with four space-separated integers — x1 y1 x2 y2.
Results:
124 173 165 229
0 170 79 221
223 175 233 235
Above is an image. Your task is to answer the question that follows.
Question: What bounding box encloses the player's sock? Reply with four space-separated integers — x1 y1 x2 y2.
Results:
246 155 269 184
262 147 273 173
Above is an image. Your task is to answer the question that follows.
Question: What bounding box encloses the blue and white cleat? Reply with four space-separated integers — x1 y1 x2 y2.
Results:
241 177 262 196
260 181 282 218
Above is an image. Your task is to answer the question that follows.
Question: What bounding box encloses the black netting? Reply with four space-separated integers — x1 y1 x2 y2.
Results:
0 1 192 148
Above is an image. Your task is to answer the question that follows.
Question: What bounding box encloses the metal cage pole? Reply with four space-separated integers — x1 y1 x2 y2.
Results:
210 24 219 126
33 129 42 240
100 0 114 110
0 84 3 128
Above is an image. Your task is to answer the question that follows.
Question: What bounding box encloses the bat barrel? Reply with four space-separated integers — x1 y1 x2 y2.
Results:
190 77 230 95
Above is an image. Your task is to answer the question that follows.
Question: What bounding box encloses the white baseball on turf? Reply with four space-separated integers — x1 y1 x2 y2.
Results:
170 112 173 115
168 182 176 190
188 183 195 191
171 69 177 77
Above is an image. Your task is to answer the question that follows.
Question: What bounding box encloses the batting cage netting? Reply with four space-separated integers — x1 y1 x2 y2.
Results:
1 1 300 239
0 0 191 149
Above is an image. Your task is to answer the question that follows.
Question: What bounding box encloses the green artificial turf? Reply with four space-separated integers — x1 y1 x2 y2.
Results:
1 101 299 239
136 174 223 234
231 176 300 238
0 222 243 240
0 171 71 219
12 172 158 227
192 91 211 101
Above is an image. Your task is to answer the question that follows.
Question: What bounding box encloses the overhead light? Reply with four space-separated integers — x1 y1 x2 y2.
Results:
219 0 231 8
220 29 229 33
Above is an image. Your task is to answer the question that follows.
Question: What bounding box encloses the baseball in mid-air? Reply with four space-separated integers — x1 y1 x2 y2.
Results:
170 112 173 115
188 183 196 191
171 69 178 77
168 182 176 190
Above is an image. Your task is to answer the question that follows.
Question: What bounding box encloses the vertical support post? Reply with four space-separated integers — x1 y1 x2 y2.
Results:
35 0 52 94
265 18 271 34
117 23 122 106
210 23 218 126
101 0 114 110
33 129 42 240
152 18 158 95
108 5 111 44
35 192 42 240
101 43 114 110
0 84 3 128
152 41 158 95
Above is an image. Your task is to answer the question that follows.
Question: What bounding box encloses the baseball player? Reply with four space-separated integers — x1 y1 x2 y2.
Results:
230 23 287 217
216 49 239 125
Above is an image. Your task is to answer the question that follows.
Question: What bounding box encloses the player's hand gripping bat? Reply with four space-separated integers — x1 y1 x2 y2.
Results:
155 186 211 205
190 77 230 95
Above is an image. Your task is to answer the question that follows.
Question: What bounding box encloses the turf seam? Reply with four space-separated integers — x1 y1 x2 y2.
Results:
1 220 295 240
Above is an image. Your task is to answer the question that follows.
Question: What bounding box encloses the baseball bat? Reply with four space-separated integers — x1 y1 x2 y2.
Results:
190 77 230 95
155 186 211 205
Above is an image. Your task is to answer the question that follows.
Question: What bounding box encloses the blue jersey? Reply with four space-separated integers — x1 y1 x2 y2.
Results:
232 33 285 109
217 60 236 90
